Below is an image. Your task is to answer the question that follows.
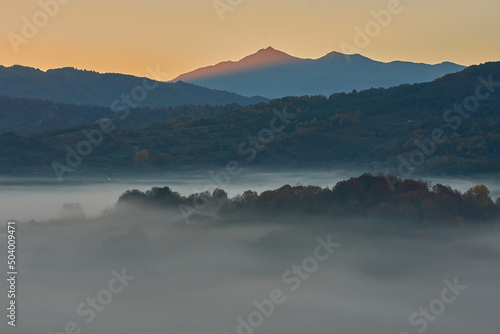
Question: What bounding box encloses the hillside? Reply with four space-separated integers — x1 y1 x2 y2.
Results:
0 95 240 135
0 65 268 108
0 62 498 178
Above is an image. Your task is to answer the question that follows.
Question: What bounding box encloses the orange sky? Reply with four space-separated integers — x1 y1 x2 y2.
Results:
1 0 499 80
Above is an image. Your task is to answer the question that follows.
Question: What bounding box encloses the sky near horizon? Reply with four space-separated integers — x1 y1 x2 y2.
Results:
1 0 499 80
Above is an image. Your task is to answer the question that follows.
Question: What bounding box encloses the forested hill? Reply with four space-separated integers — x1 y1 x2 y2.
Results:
0 95 240 135
117 174 500 225
0 65 268 108
0 62 499 178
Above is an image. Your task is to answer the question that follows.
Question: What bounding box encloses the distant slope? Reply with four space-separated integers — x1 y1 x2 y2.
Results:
173 47 466 98
0 65 268 108
0 95 243 135
1 62 498 178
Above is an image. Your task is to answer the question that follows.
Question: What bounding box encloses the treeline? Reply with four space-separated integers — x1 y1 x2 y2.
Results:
117 174 500 225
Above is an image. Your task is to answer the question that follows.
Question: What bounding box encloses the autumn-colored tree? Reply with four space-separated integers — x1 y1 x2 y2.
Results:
212 188 228 202
463 184 496 220
465 185 492 207
133 149 149 165
240 190 258 208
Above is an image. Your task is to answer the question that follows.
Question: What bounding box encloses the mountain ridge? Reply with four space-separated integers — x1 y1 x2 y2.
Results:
174 47 302 82
173 48 466 98
0 65 268 108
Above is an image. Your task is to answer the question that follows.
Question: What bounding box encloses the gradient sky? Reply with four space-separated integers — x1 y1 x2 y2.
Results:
1 0 499 80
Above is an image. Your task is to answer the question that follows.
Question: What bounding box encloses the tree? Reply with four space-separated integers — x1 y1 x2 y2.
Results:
240 190 258 208
212 188 228 202
465 185 492 208
58 203 86 221
463 184 495 220
133 149 149 165
118 189 147 205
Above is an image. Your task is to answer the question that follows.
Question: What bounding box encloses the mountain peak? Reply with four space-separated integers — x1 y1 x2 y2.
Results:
255 46 281 54
319 51 373 63
173 47 299 82
323 51 346 58
240 47 298 66
262 46 277 51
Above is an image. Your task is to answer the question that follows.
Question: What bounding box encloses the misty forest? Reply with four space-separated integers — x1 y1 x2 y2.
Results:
1 3 500 333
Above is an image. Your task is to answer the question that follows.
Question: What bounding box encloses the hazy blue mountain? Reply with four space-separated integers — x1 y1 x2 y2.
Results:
0 65 268 108
173 47 466 98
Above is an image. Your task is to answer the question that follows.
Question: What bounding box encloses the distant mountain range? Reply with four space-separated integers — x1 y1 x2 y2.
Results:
0 49 466 108
173 47 466 98
0 65 268 108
